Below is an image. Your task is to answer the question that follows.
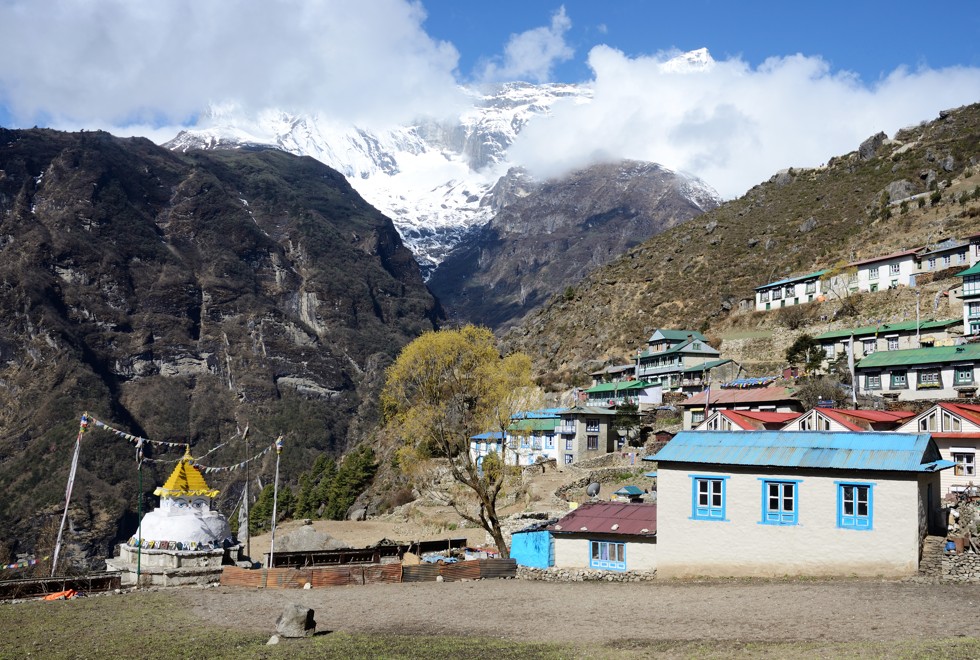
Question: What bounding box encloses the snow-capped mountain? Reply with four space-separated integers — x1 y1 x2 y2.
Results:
164 49 721 278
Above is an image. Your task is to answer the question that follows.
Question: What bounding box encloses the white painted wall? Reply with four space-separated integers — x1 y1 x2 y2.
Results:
858 363 979 401
553 535 657 571
656 465 927 578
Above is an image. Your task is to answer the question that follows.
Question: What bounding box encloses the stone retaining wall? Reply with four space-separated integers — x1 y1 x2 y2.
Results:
517 565 655 583
941 551 980 582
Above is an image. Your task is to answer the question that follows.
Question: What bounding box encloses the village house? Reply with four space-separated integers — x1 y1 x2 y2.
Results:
588 363 637 386
556 405 619 465
695 409 801 431
678 385 803 429
754 270 827 311
469 409 564 468
648 430 951 578
635 329 738 393
815 318 962 370
781 407 915 432
582 380 663 410
855 343 980 401
826 249 923 296
916 237 974 277
546 502 657 573
894 403 980 495
959 261 980 336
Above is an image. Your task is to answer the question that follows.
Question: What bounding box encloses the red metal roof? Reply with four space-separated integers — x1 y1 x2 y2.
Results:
720 410 801 429
682 386 798 407
931 433 980 440
939 403 980 426
547 502 656 537
816 408 916 431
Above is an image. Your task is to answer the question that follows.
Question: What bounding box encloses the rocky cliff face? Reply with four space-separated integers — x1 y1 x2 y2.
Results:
427 160 719 330
0 129 440 566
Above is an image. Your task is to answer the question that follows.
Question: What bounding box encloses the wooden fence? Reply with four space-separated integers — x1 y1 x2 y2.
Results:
220 559 516 589
0 572 121 600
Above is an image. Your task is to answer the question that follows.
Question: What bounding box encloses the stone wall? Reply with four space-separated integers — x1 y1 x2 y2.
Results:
941 551 980 582
517 565 655 583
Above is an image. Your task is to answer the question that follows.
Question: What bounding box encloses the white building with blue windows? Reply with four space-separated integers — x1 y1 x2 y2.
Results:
546 502 657 573
648 431 951 578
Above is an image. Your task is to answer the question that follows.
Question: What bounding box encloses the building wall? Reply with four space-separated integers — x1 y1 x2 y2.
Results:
553 535 656 571
858 363 979 401
656 464 926 578
510 531 554 569
932 437 980 495
755 278 824 312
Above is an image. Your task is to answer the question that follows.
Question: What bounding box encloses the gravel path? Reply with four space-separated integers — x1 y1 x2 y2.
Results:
185 578 980 643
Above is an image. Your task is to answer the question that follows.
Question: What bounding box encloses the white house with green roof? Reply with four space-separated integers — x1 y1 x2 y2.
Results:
754 270 827 311
635 329 735 393
855 343 980 401
582 380 662 410
959 261 980 336
470 410 564 468
815 318 963 370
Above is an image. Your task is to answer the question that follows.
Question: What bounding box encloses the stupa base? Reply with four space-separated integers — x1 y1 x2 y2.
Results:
106 543 244 587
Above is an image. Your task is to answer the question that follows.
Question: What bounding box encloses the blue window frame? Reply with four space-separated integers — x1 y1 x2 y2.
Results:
690 475 729 521
836 482 874 530
589 540 626 571
759 479 800 525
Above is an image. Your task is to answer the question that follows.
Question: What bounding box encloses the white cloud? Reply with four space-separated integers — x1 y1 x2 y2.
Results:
477 6 573 83
0 0 465 130
507 46 980 198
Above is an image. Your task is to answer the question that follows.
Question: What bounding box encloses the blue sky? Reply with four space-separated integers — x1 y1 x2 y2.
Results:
0 1 978 197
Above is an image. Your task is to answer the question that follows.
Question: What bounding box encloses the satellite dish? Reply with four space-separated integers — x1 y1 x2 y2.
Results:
586 482 600 498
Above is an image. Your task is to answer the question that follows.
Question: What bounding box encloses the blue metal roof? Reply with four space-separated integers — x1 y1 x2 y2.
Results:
645 430 953 473
470 432 505 440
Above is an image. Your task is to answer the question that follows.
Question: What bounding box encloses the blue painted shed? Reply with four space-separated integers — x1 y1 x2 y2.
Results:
510 524 555 569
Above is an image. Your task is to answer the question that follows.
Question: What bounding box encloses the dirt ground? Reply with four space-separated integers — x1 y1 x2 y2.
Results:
183 578 980 645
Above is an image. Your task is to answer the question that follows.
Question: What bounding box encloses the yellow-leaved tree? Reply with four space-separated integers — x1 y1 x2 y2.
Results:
381 325 535 558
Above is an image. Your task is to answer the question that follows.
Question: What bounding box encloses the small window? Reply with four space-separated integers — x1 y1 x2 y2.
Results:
805 281 816 294
565 438 574 451
918 412 937 431
917 369 942 389
691 476 728 521
784 285 795 297
959 251 968 264
587 435 599 450
760 290 770 302
564 454 573 464
954 453 976 477
590 540 626 571
943 254 951 267
825 344 835 359
586 418 600 432
942 411 962 432
761 480 799 525
928 257 936 270
865 373 881 390
887 337 899 351
544 434 554 449
889 263 901 275
955 367 975 386
869 267 879 279
891 371 908 389
837 482 873 530
862 339 877 355
772 288 783 300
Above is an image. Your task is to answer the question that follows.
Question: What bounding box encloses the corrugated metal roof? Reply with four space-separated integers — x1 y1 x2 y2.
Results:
720 410 801 429
648 329 707 342
957 262 980 277
613 485 645 496
754 270 827 291
856 344 980 368
470 431 504 440
815 318 960 341
509 418 559 432
647 430 950 472
558 405 618 416
939 403 980 426
681 386 798 407
847 249 922 268
547 502 656 537
585 380 655 394
681 358 733 374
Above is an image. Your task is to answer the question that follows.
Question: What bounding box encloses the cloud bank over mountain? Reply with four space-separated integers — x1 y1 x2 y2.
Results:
1 0 979 198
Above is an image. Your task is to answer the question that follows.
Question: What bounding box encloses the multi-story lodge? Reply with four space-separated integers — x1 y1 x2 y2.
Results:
635 329 739 393
960 261 980 337
854 343 980 401
815 318 962 369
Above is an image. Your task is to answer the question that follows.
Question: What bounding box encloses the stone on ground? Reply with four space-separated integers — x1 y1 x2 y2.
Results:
275 604 316 638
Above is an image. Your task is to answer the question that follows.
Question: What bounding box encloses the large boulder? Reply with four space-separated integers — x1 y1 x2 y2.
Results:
275 604 316 638
276 526 346 552
858 132 887 161
884 179 915 203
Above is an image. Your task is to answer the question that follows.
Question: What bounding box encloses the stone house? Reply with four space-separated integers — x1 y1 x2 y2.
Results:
815 318 962 370
648 430 951 578
556 405 618 465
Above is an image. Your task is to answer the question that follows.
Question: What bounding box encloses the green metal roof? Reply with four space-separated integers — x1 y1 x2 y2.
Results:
856 343 980 369
585 380 655 394
958 262 980 277
638 339 719 360
508 418 559 432
816 319 961 341
681 358 733 374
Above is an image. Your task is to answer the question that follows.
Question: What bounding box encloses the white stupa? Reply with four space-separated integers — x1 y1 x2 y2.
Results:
107 448 241 586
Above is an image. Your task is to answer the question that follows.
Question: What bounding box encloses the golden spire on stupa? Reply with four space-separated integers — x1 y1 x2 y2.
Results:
153 446 219 498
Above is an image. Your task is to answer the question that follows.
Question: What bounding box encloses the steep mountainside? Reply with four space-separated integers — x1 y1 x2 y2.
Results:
504 104 980 382
0 129 440 565
428 161 719 329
